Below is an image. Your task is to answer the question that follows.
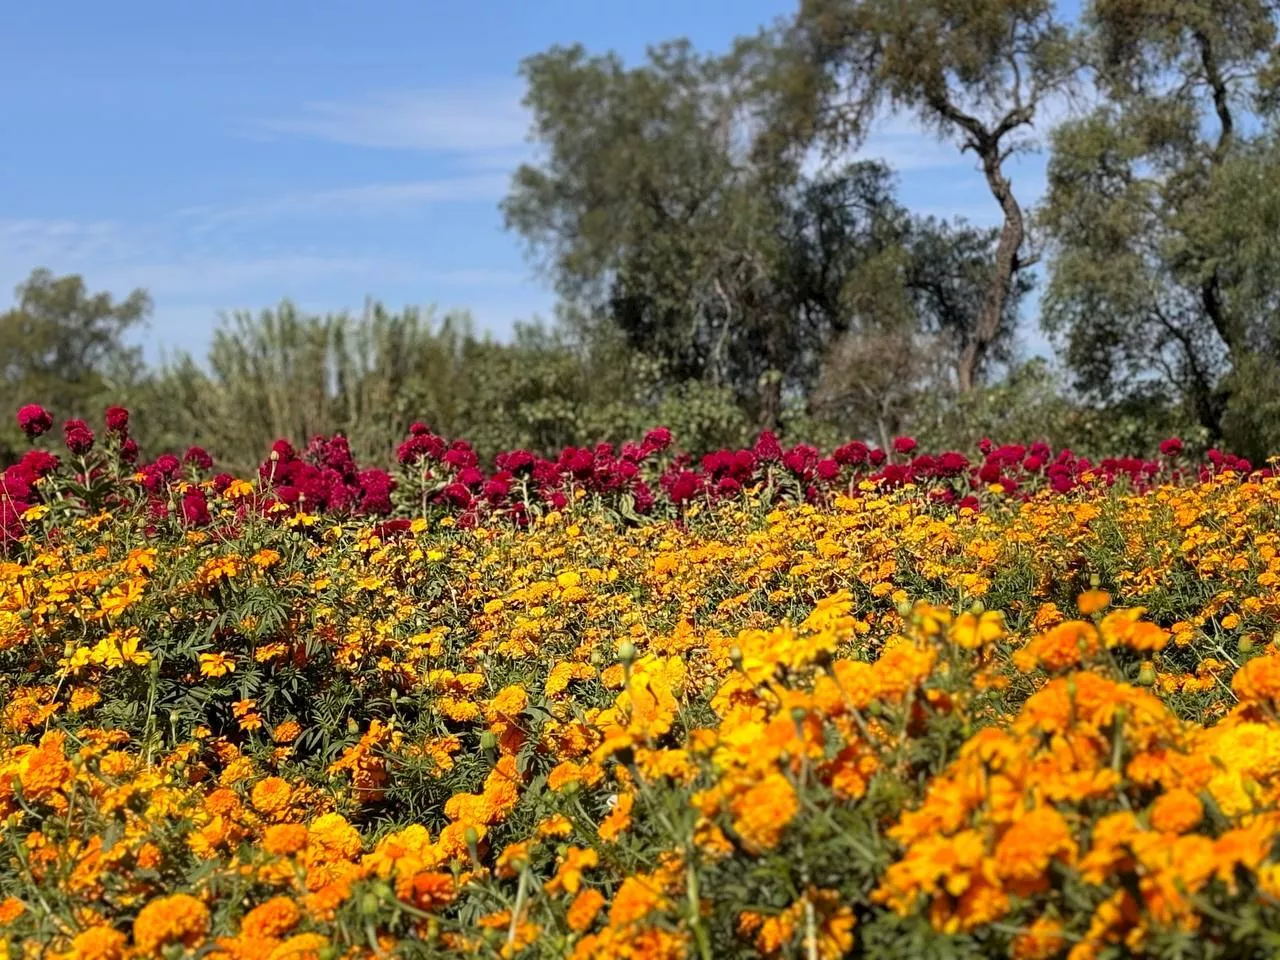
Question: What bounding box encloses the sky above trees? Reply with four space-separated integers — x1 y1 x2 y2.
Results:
2 0 1069 359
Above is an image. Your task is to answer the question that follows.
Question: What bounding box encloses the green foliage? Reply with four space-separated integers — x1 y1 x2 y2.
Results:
0 268 150 463
910 359 1208 457
776 0 1078 391
1040 0 1280 457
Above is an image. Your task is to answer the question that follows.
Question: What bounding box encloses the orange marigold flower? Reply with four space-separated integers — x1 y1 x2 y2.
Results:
731 774 798 852
199 652 236 678
1013 621 1099 674
262 823 309 857
1100 608 1169 652
548 846 598 895
135 843 162 871
251 777 293 817
1012 915 1066 960
272 720 302 744
1149 789 1203 834
241 897 300 940
1232 652 1280 705
132 893 210 955
408 871 457 911
609 874 668 926
1077 590 1111 615
266 932 329 960
0 897 24 925
204 787 242 818
566 888 605 932
598 792 634 842
995 807 1077 889
69 924 128 960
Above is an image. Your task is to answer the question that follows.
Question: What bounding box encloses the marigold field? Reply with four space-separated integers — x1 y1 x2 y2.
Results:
9 407 1280 959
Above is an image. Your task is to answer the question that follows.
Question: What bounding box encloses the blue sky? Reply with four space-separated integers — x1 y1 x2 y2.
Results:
1 1 1066 361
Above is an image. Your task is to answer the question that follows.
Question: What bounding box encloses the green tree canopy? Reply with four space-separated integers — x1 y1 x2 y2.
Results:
0 268 150 461
772 0 1077 391
1040 0 1280 456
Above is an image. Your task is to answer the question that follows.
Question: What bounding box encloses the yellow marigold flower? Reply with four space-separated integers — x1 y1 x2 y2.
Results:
199 652 236 678
535 814 573 839
132 893 210 955
306 813 362 863
486 684 528 721
949 610 1006 650
68 687 101 712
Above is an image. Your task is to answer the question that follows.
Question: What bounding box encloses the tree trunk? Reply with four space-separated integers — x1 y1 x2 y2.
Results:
957 146 1025 393
758 369 782 433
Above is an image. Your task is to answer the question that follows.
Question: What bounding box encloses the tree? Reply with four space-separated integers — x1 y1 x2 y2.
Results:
504 41 923 430
0 269 150 460
773 0 1077 390
905 216 1034 385
810 216 1033 443
1040 0 1280 453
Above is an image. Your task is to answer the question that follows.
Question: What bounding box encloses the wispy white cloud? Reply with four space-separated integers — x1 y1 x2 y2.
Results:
179 174 510 229
255 83 530 155
0 215 529 360
85 255 525 301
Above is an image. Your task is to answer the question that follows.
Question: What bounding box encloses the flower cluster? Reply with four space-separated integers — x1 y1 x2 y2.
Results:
5 405 1280 958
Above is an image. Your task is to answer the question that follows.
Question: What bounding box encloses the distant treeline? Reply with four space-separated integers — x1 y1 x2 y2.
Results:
6 0 1280 466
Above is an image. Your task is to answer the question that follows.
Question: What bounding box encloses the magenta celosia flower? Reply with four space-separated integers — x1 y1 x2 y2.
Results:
63 419 95 455
105 406 130 435
184 446 214 471
16 404 53 439
642 427 673 453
